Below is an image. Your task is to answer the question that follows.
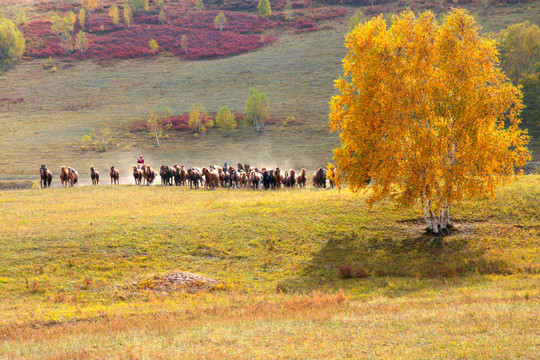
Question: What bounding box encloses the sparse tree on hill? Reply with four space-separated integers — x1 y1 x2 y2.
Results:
75 31 89 54
349 9 364 31
495 22 539 85
195 0 205 11
0 15 25 68
148 107 170 147
180 34 188 54
158 9 166 24
216 106 236 132
130 0 149 12
245 87 269 132
149 38 158 54
59 30 73 53
78 8 86 28
81 0 99 14
258 0 272 17
51 14 63 35
495 22 540 127
154 0 165 9
124 5 133 28
329 9 531 235
109 4 120 25
214 12 227 32
189 103 208 133
67 11 77 32
16 9 26 26
284 0 293 23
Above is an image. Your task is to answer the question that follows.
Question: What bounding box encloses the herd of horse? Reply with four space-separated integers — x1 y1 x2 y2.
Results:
39 163 335 190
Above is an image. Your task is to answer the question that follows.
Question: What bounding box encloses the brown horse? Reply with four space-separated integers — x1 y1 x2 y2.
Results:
60 166 69 187
229 168 240 188
67 167 79 186
174 165 187 186
132 165 143 185
274 168 281 189
143 165 157 185
90 166 99 185
202 167 219 189
281 170 289 187
187 168 203 189
313 168 327 188
40 165 53 188
249 169 262 190
110 166 120 185
160 165 172 186
285 169 296 188
297 168 307 188
239 171 248 188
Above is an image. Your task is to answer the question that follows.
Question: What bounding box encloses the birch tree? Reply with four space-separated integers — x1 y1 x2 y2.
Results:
245 88 269 132
214 12 227 32
329 9 530 235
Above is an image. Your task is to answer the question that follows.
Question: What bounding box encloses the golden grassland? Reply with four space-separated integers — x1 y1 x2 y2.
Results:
1 1 539 178
0 176 538 358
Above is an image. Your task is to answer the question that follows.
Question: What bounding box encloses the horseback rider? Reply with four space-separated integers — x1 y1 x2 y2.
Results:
137 155 145 169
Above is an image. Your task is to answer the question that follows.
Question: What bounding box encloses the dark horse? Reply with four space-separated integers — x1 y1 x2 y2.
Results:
313 168 327 188
40 165 53 188
90 166 100 185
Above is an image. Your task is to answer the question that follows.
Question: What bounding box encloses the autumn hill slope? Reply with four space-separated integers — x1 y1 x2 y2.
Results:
0 0 539 179
0 176 538 358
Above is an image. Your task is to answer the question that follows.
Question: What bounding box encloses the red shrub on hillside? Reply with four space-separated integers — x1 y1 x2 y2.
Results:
23 1 347 61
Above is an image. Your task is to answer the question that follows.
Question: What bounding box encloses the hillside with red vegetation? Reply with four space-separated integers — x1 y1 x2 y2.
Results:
131 111 290 132
21 1 347 61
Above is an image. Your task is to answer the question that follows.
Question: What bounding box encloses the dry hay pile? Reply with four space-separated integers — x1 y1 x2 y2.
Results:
128 272 227 294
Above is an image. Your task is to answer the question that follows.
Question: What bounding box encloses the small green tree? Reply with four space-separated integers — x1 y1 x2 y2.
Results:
130 0 149 12
149 38 158 54
59 30 73 53
82 0 99 14
158 9 166 24
349 9 364 32
495 22 540 127
155 0 165 8
109 4 120 25
67 11 77 31
180 34 188 54
214 12 227 31
189 103 208 133
0 15 25 68
124 5 133 28
51 14 63 35
195 0 205 11
78 8 86 28
81 127 113 151
245 88 269 132
75 31 89 54
16 9 26 26
216 106 236 132
284 0 293 23
257 0 272 17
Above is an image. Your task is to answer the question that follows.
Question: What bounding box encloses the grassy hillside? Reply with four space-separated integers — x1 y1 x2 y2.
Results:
1 0 539 179
0 176 538 358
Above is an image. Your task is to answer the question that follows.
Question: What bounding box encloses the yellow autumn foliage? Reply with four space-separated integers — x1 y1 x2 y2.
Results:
329 9 530 233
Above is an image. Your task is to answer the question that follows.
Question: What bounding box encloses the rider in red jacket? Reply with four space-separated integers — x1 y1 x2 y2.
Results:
137 155 145 169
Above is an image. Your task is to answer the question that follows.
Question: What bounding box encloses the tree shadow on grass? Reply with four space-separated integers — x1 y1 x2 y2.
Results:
277 230 511 294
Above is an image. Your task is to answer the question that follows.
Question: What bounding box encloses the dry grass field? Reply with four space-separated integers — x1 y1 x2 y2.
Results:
1 1 539 358
0 176 538 358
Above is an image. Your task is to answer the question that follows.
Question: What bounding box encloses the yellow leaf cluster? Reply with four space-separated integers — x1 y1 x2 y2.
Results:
329 9 530 211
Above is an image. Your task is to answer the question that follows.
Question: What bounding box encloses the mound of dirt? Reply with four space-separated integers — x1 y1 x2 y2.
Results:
127 271 227 294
